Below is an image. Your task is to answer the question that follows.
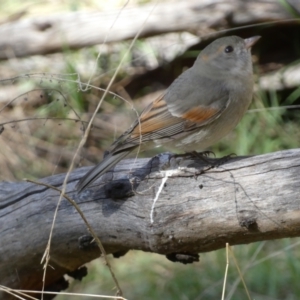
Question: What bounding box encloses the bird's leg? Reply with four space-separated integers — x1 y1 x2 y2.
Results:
214 153 236 166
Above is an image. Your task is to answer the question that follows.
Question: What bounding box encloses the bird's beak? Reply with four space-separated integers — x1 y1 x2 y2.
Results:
244 36 261 49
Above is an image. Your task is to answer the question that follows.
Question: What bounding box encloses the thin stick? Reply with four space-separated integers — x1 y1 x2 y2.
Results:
221 243 230 300
228 245 252 300
25 179 123 299
35 2 159 297
0 285 38 300
6 288 128 299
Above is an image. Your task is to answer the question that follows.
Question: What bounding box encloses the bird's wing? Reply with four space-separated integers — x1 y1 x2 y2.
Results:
109 91 230 154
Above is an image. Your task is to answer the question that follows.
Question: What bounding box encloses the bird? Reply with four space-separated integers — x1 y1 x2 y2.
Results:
76 35 260 192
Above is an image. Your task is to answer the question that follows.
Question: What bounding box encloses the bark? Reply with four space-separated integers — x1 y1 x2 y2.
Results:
0 0 298 59
1 149 300 298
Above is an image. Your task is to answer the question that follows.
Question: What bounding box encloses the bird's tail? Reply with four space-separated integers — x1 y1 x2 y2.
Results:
76 150 133 193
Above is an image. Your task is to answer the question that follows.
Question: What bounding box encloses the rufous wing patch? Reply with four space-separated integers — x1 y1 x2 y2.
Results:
181 106 220 123
131 96 182 138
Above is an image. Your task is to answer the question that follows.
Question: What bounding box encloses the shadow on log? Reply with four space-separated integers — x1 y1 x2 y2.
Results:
1 149 300 298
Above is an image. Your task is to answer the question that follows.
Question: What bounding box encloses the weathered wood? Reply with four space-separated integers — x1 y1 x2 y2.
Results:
0 0 298 59
1 149 300 298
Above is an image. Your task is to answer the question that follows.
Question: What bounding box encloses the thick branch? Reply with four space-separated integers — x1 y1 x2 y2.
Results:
1 149 300 295
0 0 297 59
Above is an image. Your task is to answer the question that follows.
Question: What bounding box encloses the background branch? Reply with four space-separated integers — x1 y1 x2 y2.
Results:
0 0 298 59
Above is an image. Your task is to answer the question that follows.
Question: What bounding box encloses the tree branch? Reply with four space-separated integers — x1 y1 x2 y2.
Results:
1 149 300 297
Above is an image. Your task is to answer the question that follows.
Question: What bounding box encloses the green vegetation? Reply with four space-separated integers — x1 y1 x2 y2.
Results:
57 239 300 300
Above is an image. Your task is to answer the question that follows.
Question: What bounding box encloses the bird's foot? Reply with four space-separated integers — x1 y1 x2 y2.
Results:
173 151 235 167
173 151 215 164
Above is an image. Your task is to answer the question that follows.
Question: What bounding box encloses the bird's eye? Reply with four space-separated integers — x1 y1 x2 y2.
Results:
224 46 234 53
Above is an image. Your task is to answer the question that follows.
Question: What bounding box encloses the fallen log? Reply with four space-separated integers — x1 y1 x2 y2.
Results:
1 149 300 298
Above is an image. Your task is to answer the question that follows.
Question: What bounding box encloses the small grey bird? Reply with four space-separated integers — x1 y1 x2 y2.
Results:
77 35 260 192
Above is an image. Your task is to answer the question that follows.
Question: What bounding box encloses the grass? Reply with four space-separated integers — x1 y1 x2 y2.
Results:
56 239 300 300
